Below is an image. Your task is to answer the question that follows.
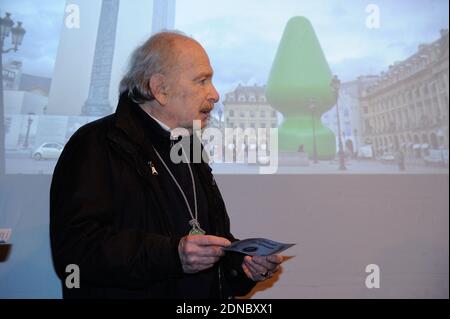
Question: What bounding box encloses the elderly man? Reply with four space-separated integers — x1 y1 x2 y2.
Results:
50 31 282 299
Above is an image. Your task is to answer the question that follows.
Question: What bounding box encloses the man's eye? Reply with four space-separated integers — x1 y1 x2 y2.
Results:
199 79 207 85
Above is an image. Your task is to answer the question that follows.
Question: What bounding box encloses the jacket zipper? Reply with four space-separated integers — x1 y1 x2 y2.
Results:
218 265 223 299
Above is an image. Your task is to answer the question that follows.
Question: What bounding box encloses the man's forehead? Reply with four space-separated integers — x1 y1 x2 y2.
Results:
193 70 214 80
177 41 208 60
175 42 213 74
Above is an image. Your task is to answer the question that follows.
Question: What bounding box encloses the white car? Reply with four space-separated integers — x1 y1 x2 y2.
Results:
424 149 449 166
358 145 374 159
32 143 64 160
380 152 395 162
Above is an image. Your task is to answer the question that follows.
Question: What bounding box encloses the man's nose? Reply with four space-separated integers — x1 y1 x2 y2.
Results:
209 85 220 104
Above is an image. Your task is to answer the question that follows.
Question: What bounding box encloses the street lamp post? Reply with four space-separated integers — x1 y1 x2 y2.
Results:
309 98 318 163
437 128 445 165
218 108 223 130
0 12 26 175
331 75 346 171
217 107 225 161
23 115 33 149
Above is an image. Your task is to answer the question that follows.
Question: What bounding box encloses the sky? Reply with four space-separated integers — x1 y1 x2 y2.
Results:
0 0 66 78
176 0 449 96
1 0 448 99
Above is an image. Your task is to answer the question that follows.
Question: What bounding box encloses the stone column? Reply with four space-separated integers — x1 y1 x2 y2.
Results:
81 0 120 116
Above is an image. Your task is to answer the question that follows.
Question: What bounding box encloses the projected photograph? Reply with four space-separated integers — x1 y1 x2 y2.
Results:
0 0 448 174
0 0 448 302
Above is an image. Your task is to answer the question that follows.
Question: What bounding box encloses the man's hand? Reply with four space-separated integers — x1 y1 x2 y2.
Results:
178 235 231 274
242 254 283 281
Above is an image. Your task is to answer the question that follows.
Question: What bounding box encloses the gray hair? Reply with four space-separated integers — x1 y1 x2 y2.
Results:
119 30 194 104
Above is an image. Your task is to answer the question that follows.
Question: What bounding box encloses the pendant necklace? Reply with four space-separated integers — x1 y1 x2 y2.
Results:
152 145 205 235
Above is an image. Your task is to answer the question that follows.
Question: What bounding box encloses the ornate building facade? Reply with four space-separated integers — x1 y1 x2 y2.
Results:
222 84 279 162
360 29 449 160
223 84 278 130
322 75 378 156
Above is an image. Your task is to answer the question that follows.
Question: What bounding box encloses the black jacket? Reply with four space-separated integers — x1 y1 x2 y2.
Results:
50 93 256 298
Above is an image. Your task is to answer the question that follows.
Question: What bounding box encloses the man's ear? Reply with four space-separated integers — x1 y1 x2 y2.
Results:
149 74 168 105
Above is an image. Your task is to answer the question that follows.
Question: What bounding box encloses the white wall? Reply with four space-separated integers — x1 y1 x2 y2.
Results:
4 91 48 115
46 0 102 116
0 174 447 298
218 175 449 298
47 0 155 116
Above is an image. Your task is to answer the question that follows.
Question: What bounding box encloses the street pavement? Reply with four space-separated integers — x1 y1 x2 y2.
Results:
6 153 448 175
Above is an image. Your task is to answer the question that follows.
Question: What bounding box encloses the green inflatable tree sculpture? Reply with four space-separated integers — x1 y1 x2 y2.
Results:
266 16 336 159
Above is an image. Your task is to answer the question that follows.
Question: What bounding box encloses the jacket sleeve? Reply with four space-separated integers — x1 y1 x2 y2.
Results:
50 125 184 289
221 251 257 297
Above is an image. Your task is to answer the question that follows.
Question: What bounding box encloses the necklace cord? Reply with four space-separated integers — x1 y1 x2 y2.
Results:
152 145 203 233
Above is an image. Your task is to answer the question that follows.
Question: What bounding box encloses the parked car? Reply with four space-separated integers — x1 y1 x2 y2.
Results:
32 143 64 160
358 145 374 159
424 149 449 166
380 152 395 163
257 154 270 165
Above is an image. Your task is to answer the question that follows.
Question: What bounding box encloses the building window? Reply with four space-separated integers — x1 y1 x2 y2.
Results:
250 111 255 118
238 94 246 102
431 83 437 93
229 110 234 117
260 110 266 117
240 111 245 117
415 89 420 99
439 78 446 90
271 110 277 117
227 94 235 102
345 128 351 137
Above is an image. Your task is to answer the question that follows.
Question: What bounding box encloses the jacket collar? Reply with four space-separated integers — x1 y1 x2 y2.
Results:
113 92 174 151
109 93 218 235
111 92 208 162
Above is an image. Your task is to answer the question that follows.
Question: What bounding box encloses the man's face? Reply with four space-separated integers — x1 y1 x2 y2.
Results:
163 41 220 130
